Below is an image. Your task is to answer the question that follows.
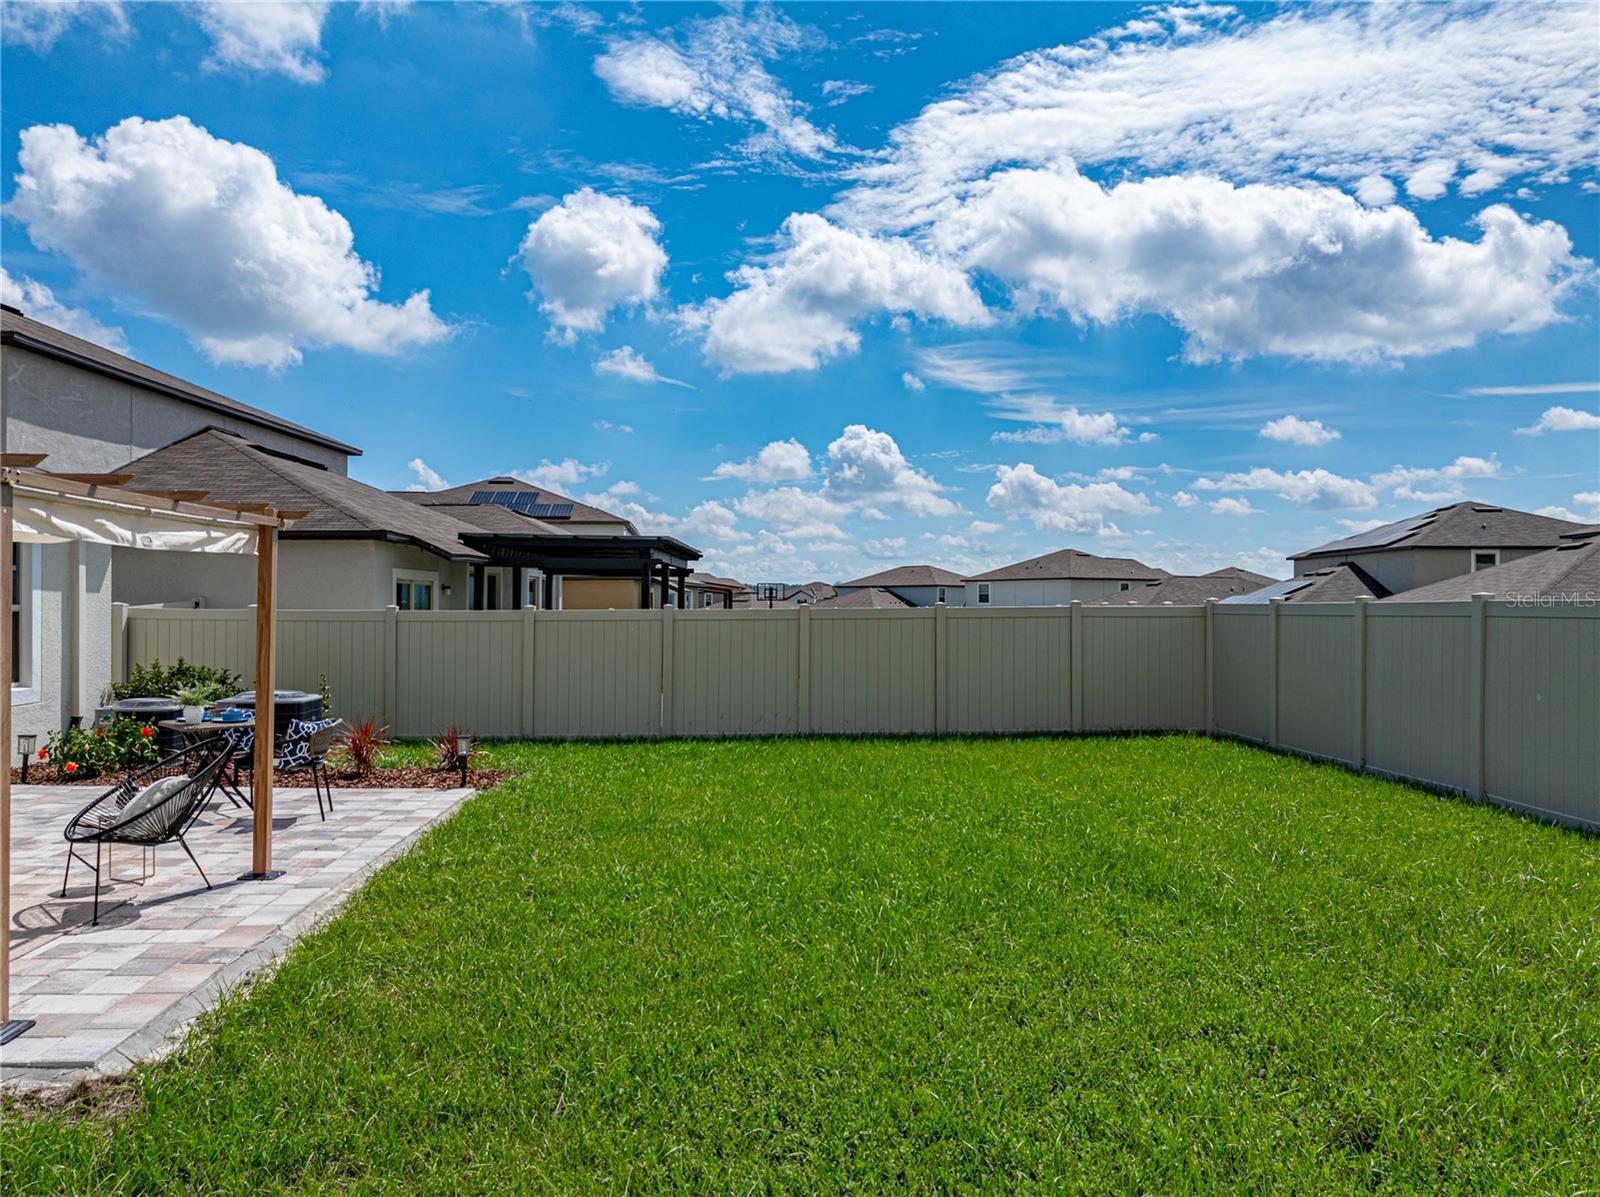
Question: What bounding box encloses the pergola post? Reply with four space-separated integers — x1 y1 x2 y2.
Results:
1 476 15 1032
639 558 652 609
249 518 279 879
675 570 686 610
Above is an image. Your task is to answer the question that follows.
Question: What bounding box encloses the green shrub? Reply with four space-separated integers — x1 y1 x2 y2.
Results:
108 659 242 703
41 720 160 780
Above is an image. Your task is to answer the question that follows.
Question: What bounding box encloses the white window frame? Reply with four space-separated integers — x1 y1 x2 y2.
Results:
11 544 42 705
1469 548 1500 572
977 582 991 605
391 568 440 611
936 586 947 604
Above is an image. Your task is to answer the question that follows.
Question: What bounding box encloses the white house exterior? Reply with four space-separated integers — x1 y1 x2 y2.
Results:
963 548 1166 607
835 565 966 607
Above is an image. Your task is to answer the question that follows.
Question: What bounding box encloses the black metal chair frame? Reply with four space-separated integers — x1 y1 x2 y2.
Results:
60 736 237 925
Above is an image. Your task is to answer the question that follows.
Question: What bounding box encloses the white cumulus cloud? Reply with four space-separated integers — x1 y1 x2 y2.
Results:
514 458 609 493
594 345 690 387
1260 415 1341 446
0 267 127 352
517 189 667 342
986 463 1157 535
1194 467 1376 510
1372 455 1501 503
405 457 448 491
2 0 127 50
901 371 925 392
1536 492 1600 524
1515 406 1600 436
823 424 956 517
7 116 452 369
193 1 331 84
1209 497 1259 517
709 439 813 484
685 214 987 375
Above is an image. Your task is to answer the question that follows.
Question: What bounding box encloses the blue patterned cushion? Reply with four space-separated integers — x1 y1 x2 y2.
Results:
277 718 338 769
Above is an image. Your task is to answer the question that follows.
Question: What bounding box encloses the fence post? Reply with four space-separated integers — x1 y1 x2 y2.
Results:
660 605 674 738
1353 597 1369 769
1268 597 1283 749
934 603 948 734
796 605 811 735
1069 601 1084 732
1204 599 1215 734
522 605 538 739
1468 593 1489 802
383 604 398 730
111 601 129 686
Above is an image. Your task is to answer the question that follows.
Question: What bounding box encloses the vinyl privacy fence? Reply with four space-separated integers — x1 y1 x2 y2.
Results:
115 599 1598 831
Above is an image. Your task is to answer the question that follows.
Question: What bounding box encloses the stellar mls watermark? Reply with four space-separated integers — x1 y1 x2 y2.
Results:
1505 591 1598 608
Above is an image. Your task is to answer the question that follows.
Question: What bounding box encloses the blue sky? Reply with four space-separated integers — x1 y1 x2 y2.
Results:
3 1 1597 582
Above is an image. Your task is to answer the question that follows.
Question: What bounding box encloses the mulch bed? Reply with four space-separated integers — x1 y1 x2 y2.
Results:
10 764 510 790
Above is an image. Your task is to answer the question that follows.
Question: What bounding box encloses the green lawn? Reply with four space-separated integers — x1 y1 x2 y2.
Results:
5 736 1597 1192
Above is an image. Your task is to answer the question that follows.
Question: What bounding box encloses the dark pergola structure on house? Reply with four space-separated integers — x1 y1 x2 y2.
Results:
460 532 703 609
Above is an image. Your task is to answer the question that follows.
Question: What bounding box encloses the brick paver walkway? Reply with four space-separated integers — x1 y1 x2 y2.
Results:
2 783 470 1085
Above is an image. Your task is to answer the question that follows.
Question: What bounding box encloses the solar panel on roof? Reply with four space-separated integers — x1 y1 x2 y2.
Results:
1310 510 1439 555
466 490 575 520
1220 576 1315 604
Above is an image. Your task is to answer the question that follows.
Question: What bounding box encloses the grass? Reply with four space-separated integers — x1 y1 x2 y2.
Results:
4 736 1597 1193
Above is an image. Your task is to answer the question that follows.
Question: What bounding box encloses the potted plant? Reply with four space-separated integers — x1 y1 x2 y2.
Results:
173 680 224 724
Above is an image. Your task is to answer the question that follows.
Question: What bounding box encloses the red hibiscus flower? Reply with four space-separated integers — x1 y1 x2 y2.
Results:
64 761 79 774
140 725 154 738
37 748 48 761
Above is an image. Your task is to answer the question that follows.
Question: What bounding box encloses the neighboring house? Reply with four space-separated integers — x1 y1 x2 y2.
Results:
1221 563 1390 603
1096 567 1276 606
815 587 914 609
836 564 966 606
685 573 752 609
1 304 357 474
1289 502 1586 595
751 582 837 607
1381 526 1599 603
394 476 637 536
964 549 1167 606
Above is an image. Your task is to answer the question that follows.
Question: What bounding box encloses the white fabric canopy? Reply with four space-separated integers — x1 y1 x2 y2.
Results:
10 485 257 554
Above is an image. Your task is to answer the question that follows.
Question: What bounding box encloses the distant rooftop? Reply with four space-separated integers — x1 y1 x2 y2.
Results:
838 564 965 589
967 548 1167 583
1292 502 1586 560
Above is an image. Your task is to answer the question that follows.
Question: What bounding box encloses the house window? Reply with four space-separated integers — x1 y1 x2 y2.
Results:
702 592 717 608
977 582 991 605
9 545 21 684
1471 550 1499 572
393 570 437 610
936 586 947 604
10 544 38 697
1119 582 1131 591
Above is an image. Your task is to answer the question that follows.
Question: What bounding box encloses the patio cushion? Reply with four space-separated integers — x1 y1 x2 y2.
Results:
277 718 338 769
122 774 192 821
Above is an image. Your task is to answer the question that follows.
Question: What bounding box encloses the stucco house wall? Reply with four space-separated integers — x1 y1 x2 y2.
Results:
12 542 113 741
1 346 350 475
835 583 964 607
964 578 1136 607
1291 546 1551 593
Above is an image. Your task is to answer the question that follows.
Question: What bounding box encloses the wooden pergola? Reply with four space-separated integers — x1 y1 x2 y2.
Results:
1 456 297 1043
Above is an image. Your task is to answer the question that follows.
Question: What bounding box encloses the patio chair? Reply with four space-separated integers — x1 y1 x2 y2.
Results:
231 718 345 821
60 736 237 926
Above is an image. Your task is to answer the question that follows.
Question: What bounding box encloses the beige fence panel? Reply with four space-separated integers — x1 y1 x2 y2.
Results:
277 610 388 722
1211 608 1272 742
394 611 525 738
1276 605 1361 764
808 609 935 734
1364 604 1474 792
532 611 663 739
1080 608 1206 731
124 607 254 684
1484 606 1599 830
671 610 799 737
943 608 1071 733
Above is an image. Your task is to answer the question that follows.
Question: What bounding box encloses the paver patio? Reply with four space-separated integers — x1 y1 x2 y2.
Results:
1 782 471 1085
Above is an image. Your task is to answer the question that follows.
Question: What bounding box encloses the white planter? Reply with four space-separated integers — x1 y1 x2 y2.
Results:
183 705 204 724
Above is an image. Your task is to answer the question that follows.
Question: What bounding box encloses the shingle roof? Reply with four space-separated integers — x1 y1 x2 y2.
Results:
966 548 1167 582
393 476 636 532
819 587 914 609
1 305 359 457
117 429 487 561
1292 502 1586 560
688 572 749 592
415 501 564 535
839 564 966 588
1221 563 1389 603
1095 568 1276 606
1381 530 1600 602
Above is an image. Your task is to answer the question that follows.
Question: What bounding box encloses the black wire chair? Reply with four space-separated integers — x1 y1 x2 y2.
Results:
60 736 237 925
229 718 345 820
